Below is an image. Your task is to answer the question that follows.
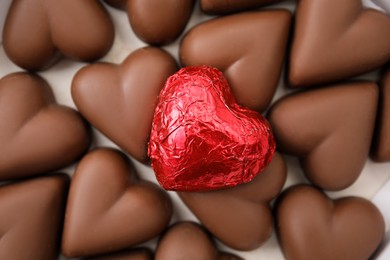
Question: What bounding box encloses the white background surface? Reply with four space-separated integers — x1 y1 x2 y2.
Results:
1 0 390 259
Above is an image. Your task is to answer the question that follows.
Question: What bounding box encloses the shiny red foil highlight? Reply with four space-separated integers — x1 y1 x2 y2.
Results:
148 66 275 191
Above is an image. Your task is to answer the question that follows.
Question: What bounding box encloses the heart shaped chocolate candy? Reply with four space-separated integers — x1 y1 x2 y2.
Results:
180 10 291 112
179 152 286 250
149 66 275 191
104 0 194 45
268 81 378 190
275 185 385 260
0 174 69 260
3 0 114 71
62 148 173 258
289 0 390 87
72 47 177 163
155 222 243 260
0 72 91 181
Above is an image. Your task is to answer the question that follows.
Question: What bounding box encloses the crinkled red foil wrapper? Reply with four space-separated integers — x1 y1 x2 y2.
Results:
148 66 275 191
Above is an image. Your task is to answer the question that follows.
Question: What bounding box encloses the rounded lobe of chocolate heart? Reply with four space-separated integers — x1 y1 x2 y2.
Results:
0 72 91 181
275 185 385 260
149 66 275 191
155 222 243 260
372 67 390 161
85 248 153 260
268 81 378 190
62 148 173 258
0 174 69 260
3 0 114 71
72 47 178 163
200 0 284 14
180 10 291 112
179 152 286 250
289 0 390 87
104 0 195 45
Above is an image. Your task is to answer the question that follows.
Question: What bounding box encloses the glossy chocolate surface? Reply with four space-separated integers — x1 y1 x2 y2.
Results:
180 10 291 112
72 47 177 163
3 0 114 71
155 222 243 260
179 153 286 250
268 82 378 190
0 174 69 260
0 72 90 181
289 0 390 87
105 0 194 45
62 148 172 257
276 185 385 260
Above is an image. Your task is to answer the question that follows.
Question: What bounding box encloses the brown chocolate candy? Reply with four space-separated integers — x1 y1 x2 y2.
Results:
85 248 153 260
179 152 286 250
372 67 390 161
155 222 243 260
268 82 378 190
62 148 173 258
72 47 177 163
289 0 390 87
200 0 284 15
104 0 194 45
3 0 114 71
180 10 291 112
0 72 91 181
0 174 69 260
275 184 385 260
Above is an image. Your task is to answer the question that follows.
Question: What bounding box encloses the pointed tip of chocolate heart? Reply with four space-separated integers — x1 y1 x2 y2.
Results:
109 0 195 45
268 81 378 190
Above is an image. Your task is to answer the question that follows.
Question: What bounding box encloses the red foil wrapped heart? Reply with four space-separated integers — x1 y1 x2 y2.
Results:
148 66 275 191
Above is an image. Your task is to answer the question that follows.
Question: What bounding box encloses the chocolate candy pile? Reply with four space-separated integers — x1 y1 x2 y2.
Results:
0 0 390 259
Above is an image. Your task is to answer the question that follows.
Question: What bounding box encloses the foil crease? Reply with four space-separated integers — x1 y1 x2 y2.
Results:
148 66 275 191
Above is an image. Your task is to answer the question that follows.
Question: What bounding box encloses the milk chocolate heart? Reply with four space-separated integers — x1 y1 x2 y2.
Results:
72 47 177 163
180 10 291 112
155 222 243 260
372 67 390 161
179 152 286 250
149 66 275 191
200 0 284 14
104 0 194 45
268 81 378 190
0 72 91 181
85 248 153 260
275 184 385 260
3 0 114 71
62 148 173 257
0 174 69 260
289 0 390 87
